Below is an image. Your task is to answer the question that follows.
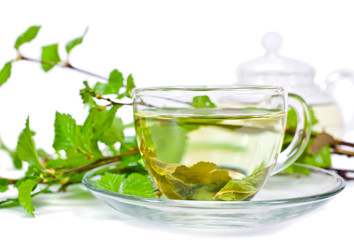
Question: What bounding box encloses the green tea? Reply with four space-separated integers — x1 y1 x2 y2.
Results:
134 108 285 201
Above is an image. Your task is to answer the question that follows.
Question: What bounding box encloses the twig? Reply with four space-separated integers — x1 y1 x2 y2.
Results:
94 93 133 106
331 147 354 157
327 167 354 181
4 179 18 185
335 139 354 148
19 55 107 80
61 148 139 175
286 129 354 157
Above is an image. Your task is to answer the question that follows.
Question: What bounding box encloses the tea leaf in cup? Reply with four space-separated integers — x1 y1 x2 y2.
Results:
214 167 270 201
189 184 225 201
172 161 231 185
146 158 233 200
144 156 190 199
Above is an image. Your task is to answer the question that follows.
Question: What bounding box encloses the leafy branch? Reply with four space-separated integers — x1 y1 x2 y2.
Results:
0 26 144 216
19 55 107 80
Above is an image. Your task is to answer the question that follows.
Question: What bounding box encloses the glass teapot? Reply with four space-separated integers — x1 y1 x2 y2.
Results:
236 32 354 139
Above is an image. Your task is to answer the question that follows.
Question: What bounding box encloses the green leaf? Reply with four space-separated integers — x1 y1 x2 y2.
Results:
109 69 124 93
0 135 22 169
192 95 216 108
17 179 40 216
310 106 319 126
287 107 317 131
120 136 139 151
94 69 124 95
80 81 97 107
0 179 9 193
119 151 142 169
0 61 12 87
53 111 103 167
10 152 22 169
125 74 136 98
99 117 124 145
282 132 293 146
118 74 136 99
96 173 125 192
91 105 120 140
53 112 77 151
66 27 88 54
41 44 61 72
283 164 311 176
81 112 94 143
16 117 42 171
45 158 69 169
37 148 50 159
122 173 155 198
304 145 332 168
286 108 297 130
80 115 103 159
65 148 92 168
14 25 41 50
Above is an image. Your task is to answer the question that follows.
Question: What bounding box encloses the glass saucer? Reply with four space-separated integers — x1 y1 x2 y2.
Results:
82 163 345 228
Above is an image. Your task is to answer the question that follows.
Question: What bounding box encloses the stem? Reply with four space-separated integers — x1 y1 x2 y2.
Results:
0 184 52 208
286 128 354 157
65 63 107 80
0 197 18 208
335 139 354 148
19 55 135 107
331 147 354 157
327 167 354 181
94 94 133 106
4 179 18 184
61 148 139 175
19 55 107 80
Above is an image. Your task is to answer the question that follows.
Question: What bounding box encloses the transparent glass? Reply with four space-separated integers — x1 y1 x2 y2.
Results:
132 86 312 201
82 163 345 228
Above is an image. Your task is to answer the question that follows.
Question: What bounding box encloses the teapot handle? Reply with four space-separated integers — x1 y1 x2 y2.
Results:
325 68 354 90
324 68 354 135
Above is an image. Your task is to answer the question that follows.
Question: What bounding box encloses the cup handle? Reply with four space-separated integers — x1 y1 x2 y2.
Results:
271 93 312 175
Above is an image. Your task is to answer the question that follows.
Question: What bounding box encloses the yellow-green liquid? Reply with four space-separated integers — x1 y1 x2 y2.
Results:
134 108 285 201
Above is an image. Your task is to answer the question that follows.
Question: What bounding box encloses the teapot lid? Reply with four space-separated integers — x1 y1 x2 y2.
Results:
237 32 316 79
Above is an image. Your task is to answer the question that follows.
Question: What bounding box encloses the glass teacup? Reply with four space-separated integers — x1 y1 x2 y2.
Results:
133 86 311 201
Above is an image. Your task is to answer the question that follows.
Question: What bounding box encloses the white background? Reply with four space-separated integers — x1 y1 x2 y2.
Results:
0 1 354 239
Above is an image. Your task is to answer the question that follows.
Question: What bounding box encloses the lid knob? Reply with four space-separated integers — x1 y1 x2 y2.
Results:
262 32 283 55
236 32 316 79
